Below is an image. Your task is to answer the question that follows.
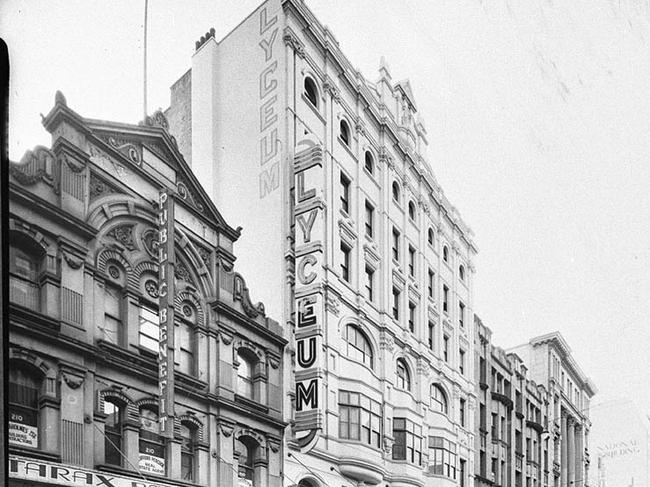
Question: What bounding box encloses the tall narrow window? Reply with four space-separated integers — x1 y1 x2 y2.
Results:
9 367 41 449
237 350 255 400
104 399 123 465
408 201 416 220
459 301 465 328
9 244 41 310
180 424 195 481
139 305 159 353
139 408 165 476
365 266 374 302
340 172 351 214
392 288 400 320
443 335 449 362
104 284 123 345
396 359 411 391
459 265 465 281
460 458 466 486
443 285 449 313
235 438 256 485
428 321 435 350
430 384 448 415
175 317 194 375
340 120 351 146
364 151 374 174
428 228 435 246
304 77 318 107
408 301 416 333
392 181 400 202
365 201 374 238
392 228 400 261
340 242 351 282
459 349 465 375
443 245 449 263
428 269 435 298
460 399 466 427
393 418 422 465
344 324 374 368
408 245 416 277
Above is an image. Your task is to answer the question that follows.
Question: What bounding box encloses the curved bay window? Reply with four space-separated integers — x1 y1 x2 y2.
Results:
430 384 449 415
235 437 256 486
344 324 374 369
429 436 457 479
179 423 196 481
9 243 43 310
139 407 166 476
104 399 123 465
396 359 411 391
393 418 422 465
237 350 256 400
9 366 41 449
338 390 382 447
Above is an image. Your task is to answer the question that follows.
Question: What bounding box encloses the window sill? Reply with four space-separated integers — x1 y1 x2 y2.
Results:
301 92 325 123
234 394 269 414
337 135 357 160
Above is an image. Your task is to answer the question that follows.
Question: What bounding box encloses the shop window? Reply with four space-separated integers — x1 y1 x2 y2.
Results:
235 437 257 485
139 407 166 476
9 366 42 449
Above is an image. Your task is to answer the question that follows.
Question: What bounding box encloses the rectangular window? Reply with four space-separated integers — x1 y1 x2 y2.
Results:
104 284 123 346
459 301 465 328
340 172 351 214
139 305 159 353
408 302 416 332
339 391 382 447
393 418 422 465
392 288 400 320
175 320 194 375
460 459 466 487
365 200 374 238
443 285 449 313
459 349 465 375
460 399 466 427
428 269 435 298
443 335 449 362
491 413 498 439
365 266 374 302
408 245 416 277
429 436 457 479
341 242 351 282
392 228 400 261
428 321 435 350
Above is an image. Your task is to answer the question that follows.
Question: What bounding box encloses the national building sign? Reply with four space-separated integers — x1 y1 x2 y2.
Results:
293 138 324 451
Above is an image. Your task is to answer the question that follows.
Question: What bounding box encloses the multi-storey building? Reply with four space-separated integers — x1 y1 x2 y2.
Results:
8 94 287 487
165 1 478 486
474 317 552 487
509 333 597 487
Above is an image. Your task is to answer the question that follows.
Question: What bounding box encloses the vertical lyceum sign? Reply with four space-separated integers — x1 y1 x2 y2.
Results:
293 138 324 451
158 189 175 438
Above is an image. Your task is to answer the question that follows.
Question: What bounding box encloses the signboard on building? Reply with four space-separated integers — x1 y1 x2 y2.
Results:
293 138 324 452
158 189 175 438
9 407 38 447
9 455 177 487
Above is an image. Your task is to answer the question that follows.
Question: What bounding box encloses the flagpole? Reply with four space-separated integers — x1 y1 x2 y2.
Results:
143 0 148 119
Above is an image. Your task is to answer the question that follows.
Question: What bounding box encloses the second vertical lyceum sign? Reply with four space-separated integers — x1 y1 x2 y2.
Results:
293 138 325 452
158 189 175 438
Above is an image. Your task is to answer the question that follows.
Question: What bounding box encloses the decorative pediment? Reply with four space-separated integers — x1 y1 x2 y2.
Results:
89 172 123 203
98 134 142 167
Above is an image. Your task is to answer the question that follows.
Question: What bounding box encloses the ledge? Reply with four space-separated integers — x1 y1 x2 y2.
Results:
491 391 513 409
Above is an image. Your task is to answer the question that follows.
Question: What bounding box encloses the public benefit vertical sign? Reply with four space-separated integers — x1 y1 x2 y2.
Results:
158 189 175 438
293 138 325 451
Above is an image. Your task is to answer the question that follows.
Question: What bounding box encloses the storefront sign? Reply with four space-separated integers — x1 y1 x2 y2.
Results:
9 407 38 447
158 189 175 438
9 455 175 487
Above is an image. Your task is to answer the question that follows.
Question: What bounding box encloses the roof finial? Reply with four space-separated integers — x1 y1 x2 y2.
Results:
55 90 67 106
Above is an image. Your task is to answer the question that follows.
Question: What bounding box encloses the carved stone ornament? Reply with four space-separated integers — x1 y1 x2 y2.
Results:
325 294 340 317
107 136 142 166
176 180 204 213
283 30 305 58
268 356 280 369
268 440 280 453
145 280 159 299
175 262 193 284
219 423 234 437
62 372 84 389
9 146 56 186
107 225 137 251
62 252 83 270
89 173 118 202
233 274 265 318
380 334 395 353
383 436 394 454
142 229 159 258
141 109 169 130
217 329 234 345
197 245 211 271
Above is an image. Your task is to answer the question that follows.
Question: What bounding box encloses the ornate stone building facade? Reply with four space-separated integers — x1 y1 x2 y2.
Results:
8 94 286 487
166 1 478 486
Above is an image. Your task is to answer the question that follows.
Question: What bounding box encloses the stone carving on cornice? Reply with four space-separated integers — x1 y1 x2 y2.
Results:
417 358 430 377
10 146 56 187
141 109 169 130
268 355 280 370
282 28 305 58
219 422 234 437
107 224 137 251
217 328 234 346
383 436 394 454
468 262 476 273
175 261 196 286
141 228 159 258
105 136 142 167
268 439 281 453
233 273 265 319
355 116 366 136
62 372 84 389
323 76 341 102
325 294 340 317
62 251 84 270
89 172 120 202
378 147 394 171
177 179 205 213
380 333 395 353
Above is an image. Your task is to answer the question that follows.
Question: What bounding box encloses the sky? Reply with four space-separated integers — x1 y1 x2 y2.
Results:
3 0 649 411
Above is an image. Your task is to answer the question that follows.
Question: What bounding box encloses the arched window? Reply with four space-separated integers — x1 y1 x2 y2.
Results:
304 77 318 108
237 350 255 400
430 384 448 415
364 151 374 174
139 407 166 476
235 437 256 485
428 228 435 246
344 324 374 368
459 265 465 281
396 359 411 391
443 246 449 263
9 241 43 310
408 201 416 220
392 181 401 203
299 480 318 487
175 304 196 375
9 365 42 448
340 120 351 146
104 399 124 465
180 422 196 481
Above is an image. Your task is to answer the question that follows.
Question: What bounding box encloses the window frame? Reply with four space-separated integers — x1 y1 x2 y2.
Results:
340 241 351 283
364 151 374 175
338 390 382 447
340 172 351 214
339 119 351 146
393 418 423 465
303 76 319 108
344 324 374 369
364 200 374 238
430 384 449 415
395 359 411 391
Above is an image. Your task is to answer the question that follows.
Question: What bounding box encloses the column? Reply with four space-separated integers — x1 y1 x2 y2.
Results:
567 417 575 486
560 411 567 487
574 424 583 487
